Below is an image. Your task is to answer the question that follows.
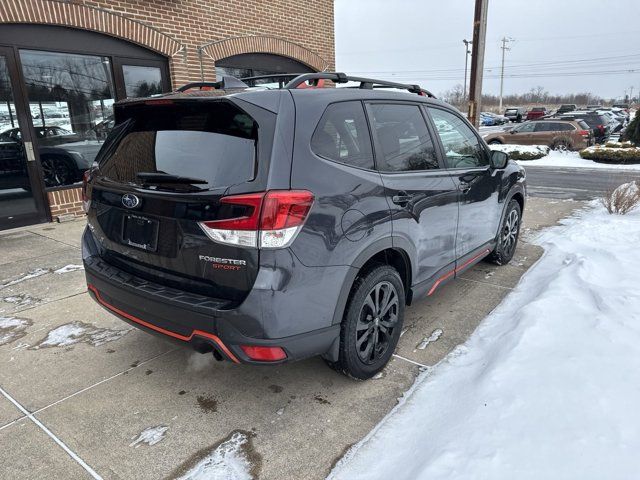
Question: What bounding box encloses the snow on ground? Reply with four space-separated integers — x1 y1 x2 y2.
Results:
490 144 550 156
177 431 253 480
0 317 30 346
329 202 640 480
53 264 84 274
33 321 129 348
515 150 640 170
129 426 169 448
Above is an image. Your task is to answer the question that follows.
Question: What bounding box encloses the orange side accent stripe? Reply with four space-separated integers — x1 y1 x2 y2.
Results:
427 248 491 296
87 284 240 363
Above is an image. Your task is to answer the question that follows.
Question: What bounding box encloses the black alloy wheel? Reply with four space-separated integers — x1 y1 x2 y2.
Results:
41 155 74 187
328 264 405 380
488 199 522 265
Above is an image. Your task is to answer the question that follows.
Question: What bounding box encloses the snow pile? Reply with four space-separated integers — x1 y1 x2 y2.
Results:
515 150 640 170
34 321 129 348
490 144 550 158
129 426 169 448
0 317 30 346
177 431 253 480
1 268 50 288
53 264 84 274
329 203 640 480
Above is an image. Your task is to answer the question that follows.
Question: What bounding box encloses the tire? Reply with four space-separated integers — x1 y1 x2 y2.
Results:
41 155 75 187
552 139 571 151
327 264 405 380
488 199 521 266
488 140 502 145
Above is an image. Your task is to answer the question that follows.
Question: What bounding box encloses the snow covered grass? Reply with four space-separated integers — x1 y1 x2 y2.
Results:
329 202 640 480
489 144 549 160
514 149 640 170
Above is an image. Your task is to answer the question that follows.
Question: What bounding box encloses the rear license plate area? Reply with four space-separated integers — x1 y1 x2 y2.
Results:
122 214 159 252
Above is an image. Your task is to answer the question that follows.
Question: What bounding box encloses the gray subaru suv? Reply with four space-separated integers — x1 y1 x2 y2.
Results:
82 73 526 379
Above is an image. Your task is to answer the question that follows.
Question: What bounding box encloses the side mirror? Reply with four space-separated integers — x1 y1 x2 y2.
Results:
490 150 509 169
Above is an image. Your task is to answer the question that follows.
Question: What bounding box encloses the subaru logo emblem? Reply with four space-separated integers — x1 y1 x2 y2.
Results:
121 193 140 209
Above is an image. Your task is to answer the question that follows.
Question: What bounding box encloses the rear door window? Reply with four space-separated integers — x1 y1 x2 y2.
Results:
311 101 374 169
368 103 439 172
98 101 258 190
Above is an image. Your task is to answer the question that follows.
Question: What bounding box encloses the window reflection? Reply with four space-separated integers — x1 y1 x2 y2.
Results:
20 49 116 188
123 65 162 98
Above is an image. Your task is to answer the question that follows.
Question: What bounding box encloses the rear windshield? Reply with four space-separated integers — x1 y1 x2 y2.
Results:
98 101 258 190
577 120 590 130
505 109 518 114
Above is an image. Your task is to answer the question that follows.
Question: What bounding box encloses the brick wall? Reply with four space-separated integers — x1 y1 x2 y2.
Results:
47 188 84 221
1 0 335 220
1 0 335 85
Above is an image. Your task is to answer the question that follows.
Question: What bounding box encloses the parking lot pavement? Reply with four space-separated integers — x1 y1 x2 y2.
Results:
0 197 585 480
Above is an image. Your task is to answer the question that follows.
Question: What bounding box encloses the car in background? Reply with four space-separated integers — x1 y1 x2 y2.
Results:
481 112 508 125
596 110 623 133
586 105 603 110
480 112 497 126
557 104 577 114
483 119 592 150
612 103 630 113
526 107 548 121
0 126 92 187
552 111 610 143
504 107 527 123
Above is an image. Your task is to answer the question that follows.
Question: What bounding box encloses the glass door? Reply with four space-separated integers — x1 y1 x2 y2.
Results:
0 46 48 229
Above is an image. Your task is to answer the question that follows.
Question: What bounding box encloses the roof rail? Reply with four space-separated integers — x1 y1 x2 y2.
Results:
176 72 436 98
176 76 248 92
284 72 436 98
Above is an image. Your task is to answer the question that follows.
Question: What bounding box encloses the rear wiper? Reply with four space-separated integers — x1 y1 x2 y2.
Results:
136 172 208 185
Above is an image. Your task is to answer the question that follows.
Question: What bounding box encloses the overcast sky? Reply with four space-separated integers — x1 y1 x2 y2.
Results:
335 0 640 100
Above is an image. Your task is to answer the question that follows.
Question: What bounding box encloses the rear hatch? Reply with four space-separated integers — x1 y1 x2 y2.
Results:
87 97 277 305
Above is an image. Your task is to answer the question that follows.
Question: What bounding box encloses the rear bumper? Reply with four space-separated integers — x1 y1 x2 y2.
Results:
82 226 344 364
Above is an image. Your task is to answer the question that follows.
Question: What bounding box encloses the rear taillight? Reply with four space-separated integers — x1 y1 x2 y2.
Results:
578 130 590 137
198 190 314 249
81 169 92 213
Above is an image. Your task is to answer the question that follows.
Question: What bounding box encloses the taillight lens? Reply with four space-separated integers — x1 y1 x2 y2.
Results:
578 130 590 137
198 190 314 249
81 169 92 213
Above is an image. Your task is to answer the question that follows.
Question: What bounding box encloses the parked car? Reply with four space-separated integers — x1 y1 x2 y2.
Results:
553 111 610 143
0 126 92 187
586 105 603 110
504 107 527 123
526 107 548 121
480 112 496 126
612 103 630 112
82 73 526 380
557 104 577 114
484 119 592 150
482 112 508 125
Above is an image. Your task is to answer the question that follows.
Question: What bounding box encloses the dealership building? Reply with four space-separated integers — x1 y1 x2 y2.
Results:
0 0 334 230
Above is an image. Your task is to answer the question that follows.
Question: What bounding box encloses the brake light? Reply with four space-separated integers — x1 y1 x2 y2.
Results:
81 169 92 213
240 345 287 362
578 130 590 136
198 190 314 249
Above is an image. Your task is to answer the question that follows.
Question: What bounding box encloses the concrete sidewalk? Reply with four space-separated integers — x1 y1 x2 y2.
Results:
0 197 583 480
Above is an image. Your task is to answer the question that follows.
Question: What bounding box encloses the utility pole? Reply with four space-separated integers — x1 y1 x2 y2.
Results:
499 37 513 112
630 86 635 103
467 0 489 128
462 39 472 102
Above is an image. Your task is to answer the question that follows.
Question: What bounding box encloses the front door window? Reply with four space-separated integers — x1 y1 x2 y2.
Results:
19 49 116 188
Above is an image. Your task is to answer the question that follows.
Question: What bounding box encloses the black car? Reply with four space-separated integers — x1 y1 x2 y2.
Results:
557 104 577 114
82 73 526 379
0 126 93 187
504 107 527 122
553 112 610 143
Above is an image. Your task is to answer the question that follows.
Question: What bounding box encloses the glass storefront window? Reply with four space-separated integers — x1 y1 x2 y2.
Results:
0 55 37 219
122 65 162 98
19 49 116 188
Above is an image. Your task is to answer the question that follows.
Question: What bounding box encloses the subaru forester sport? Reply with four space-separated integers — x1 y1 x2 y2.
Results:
82 73 526 380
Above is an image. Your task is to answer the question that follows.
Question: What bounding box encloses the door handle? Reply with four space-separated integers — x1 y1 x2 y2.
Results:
392 192 412 206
